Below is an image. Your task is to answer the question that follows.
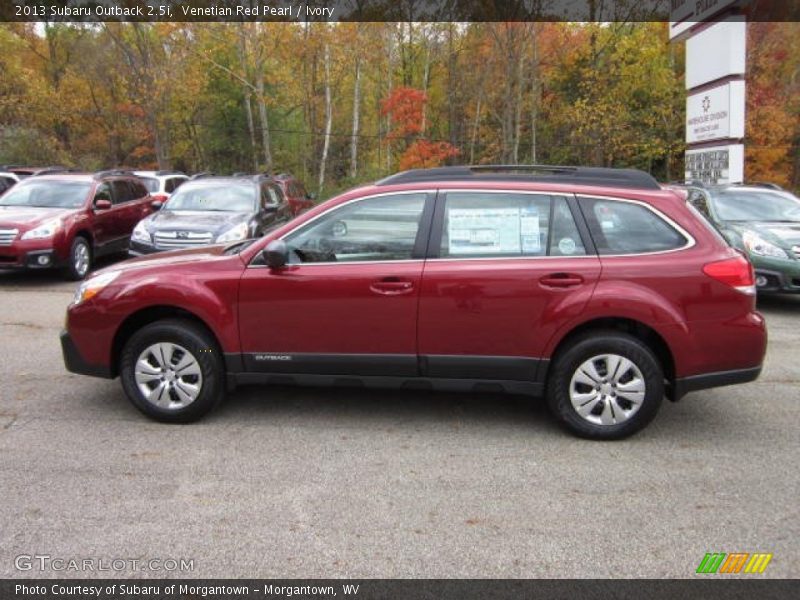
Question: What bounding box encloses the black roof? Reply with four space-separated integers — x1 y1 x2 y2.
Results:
376 165 661 190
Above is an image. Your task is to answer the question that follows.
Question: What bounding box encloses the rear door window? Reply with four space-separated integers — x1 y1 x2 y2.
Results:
129 180 148 199
436 192 586 258
582 198 688 255
111 180 133 205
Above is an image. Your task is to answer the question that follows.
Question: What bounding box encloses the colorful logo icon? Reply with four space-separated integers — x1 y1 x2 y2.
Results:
696 552 773 574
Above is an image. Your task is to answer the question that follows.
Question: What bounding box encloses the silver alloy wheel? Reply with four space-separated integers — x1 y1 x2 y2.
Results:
134 342 203 410
74 242 90 277
569 354 646 426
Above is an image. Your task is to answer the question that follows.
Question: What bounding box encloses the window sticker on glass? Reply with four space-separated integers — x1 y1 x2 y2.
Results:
558 237 577 255
520 206 541 253
448 207 522 254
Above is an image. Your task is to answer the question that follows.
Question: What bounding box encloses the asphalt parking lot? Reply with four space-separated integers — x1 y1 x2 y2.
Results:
0 261 798 579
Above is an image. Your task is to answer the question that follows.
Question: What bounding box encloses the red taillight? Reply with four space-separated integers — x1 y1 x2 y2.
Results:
152 193 168 202
703 255 755 294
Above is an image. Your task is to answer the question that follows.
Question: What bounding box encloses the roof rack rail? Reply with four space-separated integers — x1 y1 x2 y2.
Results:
154 170 186 177
190 171 216 180
747 181 783 191
30 166 81 176
376 164 661 190
94 168 133 179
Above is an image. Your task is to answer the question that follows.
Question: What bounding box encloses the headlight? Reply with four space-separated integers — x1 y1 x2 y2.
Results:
21 218 63 240
742 231 788 259
131 221 151 243
72 271 121 306
216 222 249 243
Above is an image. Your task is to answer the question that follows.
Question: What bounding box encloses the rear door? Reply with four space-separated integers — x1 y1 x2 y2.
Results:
110 179 142 244
417 190 601 384
127 179 154 226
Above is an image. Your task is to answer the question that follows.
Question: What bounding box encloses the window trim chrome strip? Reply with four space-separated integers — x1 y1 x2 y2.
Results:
247 188 696 267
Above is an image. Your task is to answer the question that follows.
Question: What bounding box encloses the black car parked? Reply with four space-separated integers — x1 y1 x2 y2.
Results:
129 175 292 255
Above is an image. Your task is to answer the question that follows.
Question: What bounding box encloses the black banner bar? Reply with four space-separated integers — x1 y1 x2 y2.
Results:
3 579 800 600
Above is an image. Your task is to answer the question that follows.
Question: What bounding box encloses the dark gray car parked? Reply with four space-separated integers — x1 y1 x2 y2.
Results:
129 175 292 255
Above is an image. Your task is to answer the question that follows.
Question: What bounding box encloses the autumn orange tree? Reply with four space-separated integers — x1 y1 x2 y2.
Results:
381 86 459 170
745 22 800 188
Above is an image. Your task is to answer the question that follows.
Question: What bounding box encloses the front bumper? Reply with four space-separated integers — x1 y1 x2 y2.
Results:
751 255 800 293
0 243 63 270
60 329 113 378
128 240 163 256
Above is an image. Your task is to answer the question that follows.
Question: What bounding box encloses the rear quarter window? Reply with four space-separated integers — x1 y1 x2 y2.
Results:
582 197 689 255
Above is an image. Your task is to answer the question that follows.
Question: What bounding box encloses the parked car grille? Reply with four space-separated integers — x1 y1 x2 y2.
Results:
153 231 214 250
0 228 19 245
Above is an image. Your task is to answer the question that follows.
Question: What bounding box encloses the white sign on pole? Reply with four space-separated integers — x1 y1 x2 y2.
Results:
686 81 745 144
669 0 740 41
685 144 744 184
685 17 746 89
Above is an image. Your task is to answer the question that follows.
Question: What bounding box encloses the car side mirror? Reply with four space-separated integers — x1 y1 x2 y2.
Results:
94 199 112 211
263 239 288 269
151 200 163 210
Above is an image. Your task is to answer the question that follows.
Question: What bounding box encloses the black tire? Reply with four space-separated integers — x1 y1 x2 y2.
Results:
63 236 92 281
546 330 664 440
119 319 225 423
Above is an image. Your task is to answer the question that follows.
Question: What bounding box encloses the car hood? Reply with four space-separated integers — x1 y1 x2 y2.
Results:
144 209 251 235
97 244 242 277
0 205 77 228
725 221 800 249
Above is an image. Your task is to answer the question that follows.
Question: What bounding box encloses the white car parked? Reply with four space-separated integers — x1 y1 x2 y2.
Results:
133 170 189 203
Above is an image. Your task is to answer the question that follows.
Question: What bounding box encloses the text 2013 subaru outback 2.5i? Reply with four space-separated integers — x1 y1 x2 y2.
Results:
61 166 767 439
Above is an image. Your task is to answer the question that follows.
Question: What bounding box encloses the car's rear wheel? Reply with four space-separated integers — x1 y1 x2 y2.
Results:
546 331 663 440
63 236 91 281
120 319 225 423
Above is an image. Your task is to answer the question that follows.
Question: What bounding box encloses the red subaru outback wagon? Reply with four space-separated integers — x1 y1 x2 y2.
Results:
0 171 155 279
61 166 766 439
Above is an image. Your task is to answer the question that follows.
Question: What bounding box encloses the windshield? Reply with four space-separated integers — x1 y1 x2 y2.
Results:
711 190 800 222
0 180 91 208
164 183 256 212
139 177 160 193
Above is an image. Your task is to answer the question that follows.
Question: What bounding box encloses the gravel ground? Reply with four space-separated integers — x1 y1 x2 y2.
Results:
0 264 797 579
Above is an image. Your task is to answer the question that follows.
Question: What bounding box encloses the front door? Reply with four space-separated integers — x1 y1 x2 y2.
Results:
417 190 601 383
238 191 433 377
90 182 118 248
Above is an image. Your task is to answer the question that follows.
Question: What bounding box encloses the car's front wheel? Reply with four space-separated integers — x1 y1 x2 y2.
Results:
63 236 92 281
546 331 664 440
120 319 225 423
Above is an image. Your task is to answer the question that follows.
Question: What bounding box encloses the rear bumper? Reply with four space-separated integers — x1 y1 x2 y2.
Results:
60 329 113 378
672 365 762 401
